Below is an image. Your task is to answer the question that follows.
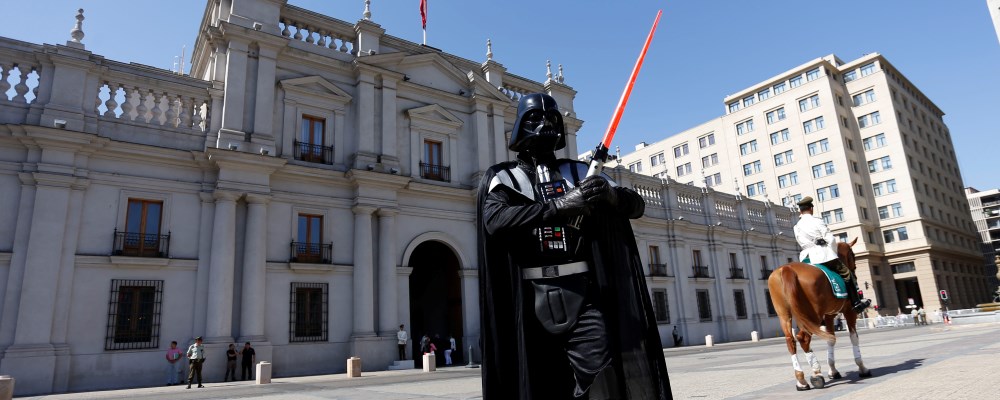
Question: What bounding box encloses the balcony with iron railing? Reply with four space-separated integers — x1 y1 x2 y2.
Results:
293 140 333 164
648 263 672 277
112 229 170 258
691 265 711 279
760 268 773 280
290 242 332 264
420 163 450 182
728 267 746 279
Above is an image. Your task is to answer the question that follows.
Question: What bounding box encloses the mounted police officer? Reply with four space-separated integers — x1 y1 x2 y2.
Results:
793 196 870 313
477 93 672 399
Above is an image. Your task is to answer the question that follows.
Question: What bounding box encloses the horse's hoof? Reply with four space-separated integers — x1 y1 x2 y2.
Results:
829 372 842 380
859 370 872 378
810 375 826 389
796 384 811 391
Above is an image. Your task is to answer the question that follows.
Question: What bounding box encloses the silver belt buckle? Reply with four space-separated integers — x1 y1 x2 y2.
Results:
542 265 559 278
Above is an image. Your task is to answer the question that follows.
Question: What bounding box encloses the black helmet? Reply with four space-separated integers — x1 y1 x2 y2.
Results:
508 93 566 152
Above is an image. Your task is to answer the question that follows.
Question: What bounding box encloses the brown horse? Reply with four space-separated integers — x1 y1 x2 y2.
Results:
767 238 873 391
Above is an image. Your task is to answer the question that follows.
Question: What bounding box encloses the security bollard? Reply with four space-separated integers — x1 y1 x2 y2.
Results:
348 357 362 377
705 335 714 347
751 331 760 342
423 353 436 372
0 375 13 400
256 362 272 384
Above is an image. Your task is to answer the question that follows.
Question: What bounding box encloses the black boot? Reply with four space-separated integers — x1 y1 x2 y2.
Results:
847 279 871 313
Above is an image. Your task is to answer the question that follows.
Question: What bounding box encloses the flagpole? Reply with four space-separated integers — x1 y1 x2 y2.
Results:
424 0 428 45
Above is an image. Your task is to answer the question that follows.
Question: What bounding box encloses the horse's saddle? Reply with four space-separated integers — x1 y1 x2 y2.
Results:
802 257 848 299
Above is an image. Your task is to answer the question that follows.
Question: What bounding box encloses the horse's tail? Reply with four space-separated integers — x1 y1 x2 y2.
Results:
779 265 835 342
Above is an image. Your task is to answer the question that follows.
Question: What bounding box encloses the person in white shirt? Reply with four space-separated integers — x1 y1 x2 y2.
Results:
445 335 456 365
396 324 408 361
185 336 206 389
793 196 870 313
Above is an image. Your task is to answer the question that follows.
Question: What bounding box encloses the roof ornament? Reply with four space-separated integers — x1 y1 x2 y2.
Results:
486 39 493 61
363 0 372 20
69 8 85 46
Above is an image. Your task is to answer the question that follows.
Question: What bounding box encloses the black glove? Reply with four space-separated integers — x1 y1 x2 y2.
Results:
815 238 828 246
579 176 618 207
552 186 592 217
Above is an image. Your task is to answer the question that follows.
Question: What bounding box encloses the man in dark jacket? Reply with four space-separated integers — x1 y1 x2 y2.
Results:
478 93 672 399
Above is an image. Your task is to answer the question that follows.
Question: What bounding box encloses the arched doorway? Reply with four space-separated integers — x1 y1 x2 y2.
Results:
408 241 463 367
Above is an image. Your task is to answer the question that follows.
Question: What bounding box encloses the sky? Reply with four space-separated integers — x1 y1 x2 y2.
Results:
2 1 998 189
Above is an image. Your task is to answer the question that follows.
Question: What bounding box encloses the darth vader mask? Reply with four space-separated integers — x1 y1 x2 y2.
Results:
508 93 566 153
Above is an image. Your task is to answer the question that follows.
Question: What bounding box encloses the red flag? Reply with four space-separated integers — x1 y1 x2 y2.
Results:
420 0 427 29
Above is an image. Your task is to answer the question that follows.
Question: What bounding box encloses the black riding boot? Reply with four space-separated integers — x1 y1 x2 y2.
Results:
846 278 871 313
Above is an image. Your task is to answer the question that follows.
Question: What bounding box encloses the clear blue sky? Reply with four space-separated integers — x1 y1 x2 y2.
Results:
2 1 997 189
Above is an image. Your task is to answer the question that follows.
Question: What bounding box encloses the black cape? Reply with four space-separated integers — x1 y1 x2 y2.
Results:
477 160 672 400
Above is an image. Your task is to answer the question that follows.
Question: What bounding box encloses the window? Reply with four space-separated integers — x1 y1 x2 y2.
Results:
777 172 798 188
873 179 897 196
698 133 716 148
833 208 845 222
696 290 712 322
676 162 693 176
702 153 719 168
773 81 787 94
652 289 670 323
812 161 835 178
790 75 803 88
798 94 820 112
770 128 790 145
891 262 916 274
743 160 762 176
290 282 328 342
743 95 755 107
734 290 748 319
705 172 722 187
862 133 887 150
650 153 665 167
834 232 848 243
816 184 840 201
773 150 793 166
764 290 777 316
844 70 857 82
106 279 163 350
807 139 830 156
735 119 754 135
766 107 786 124
728 102 740 113
294 214 327 263
867 156 892 173
296 115 331 163
877 206 889 220
858 111 881 128
118 199 166 258
746 181 766 196
883 226 909 243
852 89 876 106
860 62 876 77
739 140 758 155
806 67 820 81
758 88 771 101
673 143 690 158
628 162 642 173
422 139 448 181
802 116 825 133
821 210 833 224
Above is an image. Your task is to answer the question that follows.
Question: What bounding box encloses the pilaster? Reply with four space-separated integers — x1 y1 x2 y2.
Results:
250 46 278 150
376 207 399 335
218 39 250 147
379 76 399 165
205 190 239 342
352 204 377 337
239 193 270 343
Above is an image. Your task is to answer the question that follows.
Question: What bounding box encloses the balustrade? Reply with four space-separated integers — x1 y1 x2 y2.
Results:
95 80 209 132
279 5 356 56
0 42 44 124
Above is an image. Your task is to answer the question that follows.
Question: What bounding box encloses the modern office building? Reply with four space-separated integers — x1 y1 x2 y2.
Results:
617 53 990 315
965 187 1000 291
0 0 798 395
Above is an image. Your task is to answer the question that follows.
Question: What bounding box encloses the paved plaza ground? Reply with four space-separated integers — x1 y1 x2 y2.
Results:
21 322 999 399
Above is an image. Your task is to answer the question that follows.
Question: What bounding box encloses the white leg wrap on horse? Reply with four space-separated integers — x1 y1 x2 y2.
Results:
850 332 862 360
791 355 803 372
805 351 820 373
827 341 836 368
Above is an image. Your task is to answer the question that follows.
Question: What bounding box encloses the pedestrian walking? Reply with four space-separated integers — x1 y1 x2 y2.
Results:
224 344 238 381
186 336 206 389
165 341 183 386
240 342 256 380
444 335 456 365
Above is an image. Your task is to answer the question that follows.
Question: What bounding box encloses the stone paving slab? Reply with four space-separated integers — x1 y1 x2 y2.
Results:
20 323 999 399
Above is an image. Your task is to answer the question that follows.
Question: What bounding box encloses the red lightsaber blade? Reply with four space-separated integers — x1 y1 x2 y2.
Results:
586 9 662 177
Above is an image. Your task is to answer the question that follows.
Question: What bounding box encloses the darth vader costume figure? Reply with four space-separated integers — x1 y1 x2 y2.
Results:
477 93 672 399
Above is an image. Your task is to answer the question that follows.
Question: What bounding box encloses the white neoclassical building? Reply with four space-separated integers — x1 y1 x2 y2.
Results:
0 0 798 395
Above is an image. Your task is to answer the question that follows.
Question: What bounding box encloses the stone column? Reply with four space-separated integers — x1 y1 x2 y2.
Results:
355 72 377 167
352 205 377 336
459 268 480 362
218 39 249 145
239 194 269 342
377 208 399 335
491 104 507 164
380 77 398 162
474 101 491 173
251 46 278 148
205 191 238 342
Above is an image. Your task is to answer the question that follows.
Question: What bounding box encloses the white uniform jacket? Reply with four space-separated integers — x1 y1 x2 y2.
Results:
793 213 838 264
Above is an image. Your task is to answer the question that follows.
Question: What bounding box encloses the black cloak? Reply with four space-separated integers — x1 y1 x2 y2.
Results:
477 160 673 400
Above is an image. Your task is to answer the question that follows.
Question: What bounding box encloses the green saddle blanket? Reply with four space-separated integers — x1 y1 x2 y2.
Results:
801 257 848 299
